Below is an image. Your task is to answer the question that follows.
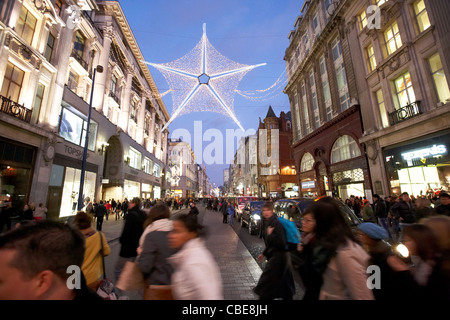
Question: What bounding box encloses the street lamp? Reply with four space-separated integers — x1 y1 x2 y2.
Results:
77 65 103 211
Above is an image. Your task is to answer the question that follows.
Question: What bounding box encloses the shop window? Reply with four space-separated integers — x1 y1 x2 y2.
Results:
15 6 37 46
384 21 402 56
331 135 362 164
300 153 314 172
1 63 25 102
393 72 416 109
413 0 431 33
58 107 97 151
429 53 450 104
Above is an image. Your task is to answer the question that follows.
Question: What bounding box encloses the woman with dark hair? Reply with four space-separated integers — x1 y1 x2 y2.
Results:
136 203 175 300
167 214 223 300
73 211 111 290
304 197 374 300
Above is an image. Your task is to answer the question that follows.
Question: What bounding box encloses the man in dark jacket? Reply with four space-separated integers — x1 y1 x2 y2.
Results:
94 200 107 231
115 197 146 285
390 192 415 233
435 192 450 216
373 194 391 239
254 202 295 300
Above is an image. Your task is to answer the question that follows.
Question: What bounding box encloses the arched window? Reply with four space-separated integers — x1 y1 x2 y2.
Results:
331 135 361 164
300 152 314 172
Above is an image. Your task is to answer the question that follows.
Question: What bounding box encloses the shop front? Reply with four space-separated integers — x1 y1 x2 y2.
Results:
383 131 450 197
48 158 97 220
0 138 36 216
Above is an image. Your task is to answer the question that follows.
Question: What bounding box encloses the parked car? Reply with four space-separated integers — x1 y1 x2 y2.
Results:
235 196 258 222
240 201 265 235
274 198 362 234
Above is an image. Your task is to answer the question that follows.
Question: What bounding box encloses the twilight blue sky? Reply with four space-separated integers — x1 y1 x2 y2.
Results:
119 0 303 186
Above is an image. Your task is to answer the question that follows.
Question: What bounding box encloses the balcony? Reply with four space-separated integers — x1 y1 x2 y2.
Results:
70 49 89 70
109 91 121 105
388 101 422 126
0 95 32 123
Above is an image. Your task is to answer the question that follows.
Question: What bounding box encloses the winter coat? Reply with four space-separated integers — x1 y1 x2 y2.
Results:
374 199 388 218
254 214 295 300
94 204 107 218
137 219 175 286
119 206 146 258
319 240 374 300
80 228 111 289
168 237 223 300
390 200 415 223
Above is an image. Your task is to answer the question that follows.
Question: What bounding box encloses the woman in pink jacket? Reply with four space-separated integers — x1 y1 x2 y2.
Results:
306 197 374 300
168 214 223 300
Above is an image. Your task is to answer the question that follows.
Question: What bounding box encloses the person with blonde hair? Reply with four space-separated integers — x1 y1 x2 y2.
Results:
73 211 111 290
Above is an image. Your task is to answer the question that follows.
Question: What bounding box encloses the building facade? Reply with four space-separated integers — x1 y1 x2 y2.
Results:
284 0 371 200
257 106 297 198
350 0 450 197
0 0 170 220
168 139 197 199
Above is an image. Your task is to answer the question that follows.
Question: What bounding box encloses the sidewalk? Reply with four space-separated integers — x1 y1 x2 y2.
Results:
101 205 263 300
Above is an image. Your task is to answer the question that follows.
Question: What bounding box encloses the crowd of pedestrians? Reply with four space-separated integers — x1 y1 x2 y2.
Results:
0 191 449 301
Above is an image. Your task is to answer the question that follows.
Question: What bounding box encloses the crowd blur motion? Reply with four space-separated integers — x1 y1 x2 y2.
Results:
0 191 449 300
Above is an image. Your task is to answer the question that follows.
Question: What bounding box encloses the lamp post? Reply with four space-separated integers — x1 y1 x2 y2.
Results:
77 65 103 211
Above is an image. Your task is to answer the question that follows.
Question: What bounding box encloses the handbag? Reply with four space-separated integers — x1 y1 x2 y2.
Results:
116 260 146 291
144 285 174 300
96 232 117 300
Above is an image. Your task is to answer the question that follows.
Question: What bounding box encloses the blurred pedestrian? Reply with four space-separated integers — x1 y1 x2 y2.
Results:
435 192 450 216
415 197 435 221
168 214 223 300
357 222 419 300
391 192 416 233
104 201 111 220
73 211 111 291
227 202 235 227
373 194 391 239
137 204 175 300
295 210 322 300
21 204 33 221
189 201 200 220
254 202 295 300
115 200 122 221
0 202 13 233
221 200 228 224
94 200 107 231
33 203 47 221
307 197 374 300
420 215 450 300
0 220 101 300
362 200 377 223
402 224 439 288
115 197 146 285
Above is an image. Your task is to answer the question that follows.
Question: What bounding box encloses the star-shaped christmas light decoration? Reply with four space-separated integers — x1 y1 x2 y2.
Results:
143 23 266 131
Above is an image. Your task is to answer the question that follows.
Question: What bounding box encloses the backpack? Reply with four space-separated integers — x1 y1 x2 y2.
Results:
277 217 301 251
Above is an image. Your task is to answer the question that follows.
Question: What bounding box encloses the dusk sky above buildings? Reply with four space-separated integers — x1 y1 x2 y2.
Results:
119 0 303 186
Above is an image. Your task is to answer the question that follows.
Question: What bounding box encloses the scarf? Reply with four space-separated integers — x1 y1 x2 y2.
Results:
138 219 173 250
